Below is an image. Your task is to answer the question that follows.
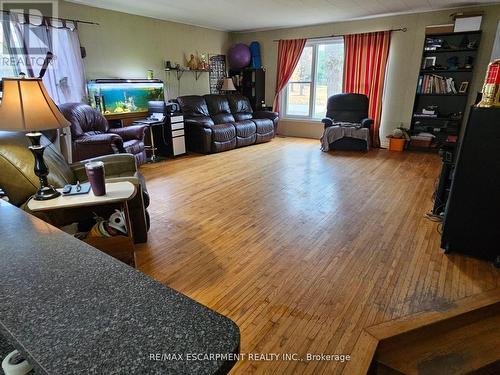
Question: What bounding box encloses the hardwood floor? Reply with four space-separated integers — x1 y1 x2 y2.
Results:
135 137 500 374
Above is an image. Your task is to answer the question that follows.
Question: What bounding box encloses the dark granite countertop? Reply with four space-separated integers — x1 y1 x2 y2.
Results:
0 201 239 374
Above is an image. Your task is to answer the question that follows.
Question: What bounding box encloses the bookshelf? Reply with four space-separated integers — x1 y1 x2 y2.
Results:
410 30 481 150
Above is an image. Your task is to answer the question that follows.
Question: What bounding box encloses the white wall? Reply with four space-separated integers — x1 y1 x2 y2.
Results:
490 21 500 60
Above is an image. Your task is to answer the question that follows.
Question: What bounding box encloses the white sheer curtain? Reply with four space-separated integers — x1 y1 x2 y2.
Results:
6 14 86 105
2 15 87 162
44 27 86 104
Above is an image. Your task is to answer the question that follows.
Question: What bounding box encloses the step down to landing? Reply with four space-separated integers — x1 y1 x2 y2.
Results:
344 289 500 375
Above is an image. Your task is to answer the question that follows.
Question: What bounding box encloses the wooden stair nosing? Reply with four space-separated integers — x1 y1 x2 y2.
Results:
342 288 500 375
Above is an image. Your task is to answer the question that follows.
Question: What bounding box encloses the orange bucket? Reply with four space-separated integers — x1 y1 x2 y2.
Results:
388 138 406 152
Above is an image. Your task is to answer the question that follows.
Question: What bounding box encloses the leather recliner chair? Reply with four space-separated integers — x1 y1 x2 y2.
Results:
177 94 278 154
321 93 374 151
0 131 150 243
59 103 148 165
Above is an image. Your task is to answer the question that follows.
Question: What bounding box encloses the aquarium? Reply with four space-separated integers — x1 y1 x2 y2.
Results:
87 79 164 115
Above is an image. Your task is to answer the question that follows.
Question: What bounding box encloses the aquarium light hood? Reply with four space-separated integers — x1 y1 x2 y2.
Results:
91 79 163 83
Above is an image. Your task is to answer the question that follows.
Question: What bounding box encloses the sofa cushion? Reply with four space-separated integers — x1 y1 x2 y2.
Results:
237 134 257 147
325 93 369 123
212 113 235 125
204 94 236 124
0 132 77 206
59 102 110 138
228 95 253 121
177 96 210 117
177 96 214 128
234 120 257 138
234 120 257 148
233 112 253 121
211 123 236 142
212 139 236 153
256 131 273 144
252 118 274 134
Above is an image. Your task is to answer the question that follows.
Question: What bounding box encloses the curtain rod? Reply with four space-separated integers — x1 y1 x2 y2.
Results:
0 9 99 25
273 27 407 42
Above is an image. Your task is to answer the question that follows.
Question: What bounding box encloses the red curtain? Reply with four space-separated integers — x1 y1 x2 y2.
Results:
343 31 391 147
273 38 307 114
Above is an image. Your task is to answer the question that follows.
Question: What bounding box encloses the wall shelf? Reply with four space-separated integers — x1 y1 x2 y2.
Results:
420 69 473 73
423 48 478 54
416 93 468 97
413 115 462 121
165 68 210 81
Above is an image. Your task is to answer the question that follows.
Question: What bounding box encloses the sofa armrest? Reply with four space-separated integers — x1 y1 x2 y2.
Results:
322 117 334 128
72 133 125 161
184 118 213 129
184 121 212 153
75 133 124 149
76 133 122 145
70 153 138 182
253 110 279 121
361 118 374 129
110 125 147 141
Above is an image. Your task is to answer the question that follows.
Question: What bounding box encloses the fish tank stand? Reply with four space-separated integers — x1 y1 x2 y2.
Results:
105 111 149 127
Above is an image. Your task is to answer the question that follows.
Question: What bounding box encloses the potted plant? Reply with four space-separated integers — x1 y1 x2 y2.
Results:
387 126 410 151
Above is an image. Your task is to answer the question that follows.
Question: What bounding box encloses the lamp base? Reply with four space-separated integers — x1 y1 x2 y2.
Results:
34 185 61 201
26 132 61 201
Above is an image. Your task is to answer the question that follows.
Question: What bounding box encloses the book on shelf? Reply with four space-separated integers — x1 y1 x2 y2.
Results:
417 74 457 94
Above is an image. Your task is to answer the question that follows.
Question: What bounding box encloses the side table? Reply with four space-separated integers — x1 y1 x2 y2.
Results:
28 182 137 267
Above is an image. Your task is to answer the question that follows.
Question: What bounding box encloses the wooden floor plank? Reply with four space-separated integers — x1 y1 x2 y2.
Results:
135 137 500 374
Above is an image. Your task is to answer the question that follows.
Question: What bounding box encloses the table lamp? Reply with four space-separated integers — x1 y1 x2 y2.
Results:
0 77 70 200
221 77 236 93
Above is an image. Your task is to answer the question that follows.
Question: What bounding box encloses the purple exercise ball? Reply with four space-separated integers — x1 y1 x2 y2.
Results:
228 43 251 69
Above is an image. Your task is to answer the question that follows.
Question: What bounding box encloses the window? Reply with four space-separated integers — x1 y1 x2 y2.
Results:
0 19 18 82
0 16 86 104
283 38 344 119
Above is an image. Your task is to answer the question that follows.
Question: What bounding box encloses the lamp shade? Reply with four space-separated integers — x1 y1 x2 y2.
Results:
221 77 236 91
0 78 70 132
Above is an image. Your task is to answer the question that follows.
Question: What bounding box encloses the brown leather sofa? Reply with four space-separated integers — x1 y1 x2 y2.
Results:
177 94 278 153
0 131 150 243
59 103 148 165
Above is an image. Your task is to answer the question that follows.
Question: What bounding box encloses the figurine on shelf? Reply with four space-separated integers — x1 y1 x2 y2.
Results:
198 53 209 70
187 54 197 70
478 59 500 107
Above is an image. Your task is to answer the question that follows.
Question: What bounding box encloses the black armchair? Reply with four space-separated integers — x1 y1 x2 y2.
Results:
59 103 148 165
321 93 373 151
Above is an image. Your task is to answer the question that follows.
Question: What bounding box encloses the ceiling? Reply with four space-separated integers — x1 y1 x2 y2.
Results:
67 0 499 32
